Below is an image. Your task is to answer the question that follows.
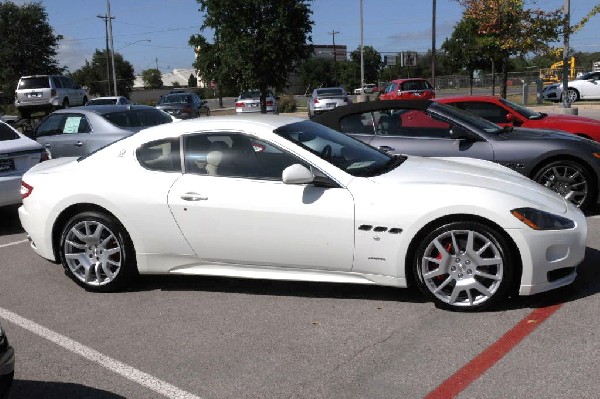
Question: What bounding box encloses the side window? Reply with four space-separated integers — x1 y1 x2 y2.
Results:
461 102 508 124
339 112 374 134
52 77 63 89
36 114 91 136
378 109 451 138
184 133 305 180
136 138 181 172
59 76 72 89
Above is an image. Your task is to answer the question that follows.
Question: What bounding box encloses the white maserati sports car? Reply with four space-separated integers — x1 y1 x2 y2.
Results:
18 115 587 311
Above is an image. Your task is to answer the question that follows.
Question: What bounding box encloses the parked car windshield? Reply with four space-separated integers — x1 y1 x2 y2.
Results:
0 123 19 140
499 98 543 120
275 120 401 177
429 102 503 134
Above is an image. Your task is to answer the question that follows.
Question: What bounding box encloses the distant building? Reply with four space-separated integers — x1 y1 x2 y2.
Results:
134 68 200 89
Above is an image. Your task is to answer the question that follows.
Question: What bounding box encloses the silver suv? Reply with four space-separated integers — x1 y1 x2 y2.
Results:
14 75 88 119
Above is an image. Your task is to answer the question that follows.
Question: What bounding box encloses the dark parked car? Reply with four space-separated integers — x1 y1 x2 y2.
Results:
33 105 173 158
155 92 210 119
0 323 14 399
312 99 600 210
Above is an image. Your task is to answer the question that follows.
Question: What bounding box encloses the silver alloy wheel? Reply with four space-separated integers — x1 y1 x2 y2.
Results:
63 220 122 287
566 89 579 103
420 229 504 307
536 164 588 207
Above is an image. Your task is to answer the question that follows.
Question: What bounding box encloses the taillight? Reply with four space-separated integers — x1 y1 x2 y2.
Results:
266 100 273 106
51 89 56 97
313 98 319 104
182 106 193 114
235 102 244 108
21 181 33 200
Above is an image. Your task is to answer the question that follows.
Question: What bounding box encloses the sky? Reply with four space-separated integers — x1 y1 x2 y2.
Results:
34 0 600 75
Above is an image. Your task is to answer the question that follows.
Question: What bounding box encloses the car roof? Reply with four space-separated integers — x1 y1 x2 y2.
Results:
51 104 158 115
388 78 430 83
436 96 501 103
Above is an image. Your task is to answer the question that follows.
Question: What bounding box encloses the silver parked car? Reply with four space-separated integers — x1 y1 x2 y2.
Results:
235 90 278 113
307 87 350 118
86 96 131 106
15 74 88 118
0 121 47 207
33 105 173 158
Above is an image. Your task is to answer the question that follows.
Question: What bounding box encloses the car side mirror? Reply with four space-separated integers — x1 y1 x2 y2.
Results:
282 164 314 184
449 125 472 140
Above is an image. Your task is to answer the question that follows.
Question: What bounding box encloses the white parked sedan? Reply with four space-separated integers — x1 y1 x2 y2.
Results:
308 87 350 118
0 121 47 207
235 90 278 113
543 71 600 102
18 116 587 311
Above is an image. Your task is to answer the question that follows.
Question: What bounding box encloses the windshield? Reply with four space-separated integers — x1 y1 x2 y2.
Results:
275 120 400 177
499 98 542 120
429 102 503 134
577 72 600 80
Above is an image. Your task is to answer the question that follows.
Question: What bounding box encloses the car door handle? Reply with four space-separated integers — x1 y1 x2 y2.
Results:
74 141 83 147
378 145 395 152
181 192 208 201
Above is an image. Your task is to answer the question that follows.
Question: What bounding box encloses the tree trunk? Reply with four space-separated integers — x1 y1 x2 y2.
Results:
469 69 474 95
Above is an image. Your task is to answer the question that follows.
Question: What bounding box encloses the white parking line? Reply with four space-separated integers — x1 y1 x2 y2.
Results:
0 239 29 249
0 307 202 399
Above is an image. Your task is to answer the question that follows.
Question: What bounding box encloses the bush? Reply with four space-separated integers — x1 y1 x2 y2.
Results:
277 95 297 113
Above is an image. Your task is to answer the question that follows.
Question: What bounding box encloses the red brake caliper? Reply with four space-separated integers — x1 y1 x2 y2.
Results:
433 243 453 282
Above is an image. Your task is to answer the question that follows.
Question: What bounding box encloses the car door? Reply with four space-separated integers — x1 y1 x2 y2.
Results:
580 72 600 99
367 108 495 160
35 113 92 157
167 132 355 271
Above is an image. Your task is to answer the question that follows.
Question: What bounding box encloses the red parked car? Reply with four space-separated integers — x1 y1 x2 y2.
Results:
379 78 435 100
437 96 600 142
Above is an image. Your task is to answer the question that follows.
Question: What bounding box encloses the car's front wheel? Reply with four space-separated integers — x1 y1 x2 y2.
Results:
413 221 515 311
533 159 594 210
59 211 137 292
563 88 580 103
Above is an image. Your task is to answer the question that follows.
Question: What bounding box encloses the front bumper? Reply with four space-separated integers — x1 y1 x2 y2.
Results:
510 208 587 296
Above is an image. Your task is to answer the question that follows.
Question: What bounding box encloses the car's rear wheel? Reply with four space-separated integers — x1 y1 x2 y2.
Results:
533 159 594 210
413 221 515 311
59 211 137 292
62 99 69 109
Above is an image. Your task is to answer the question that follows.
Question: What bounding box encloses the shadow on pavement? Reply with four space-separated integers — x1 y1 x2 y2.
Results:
0 205 24 236
10 380 126 398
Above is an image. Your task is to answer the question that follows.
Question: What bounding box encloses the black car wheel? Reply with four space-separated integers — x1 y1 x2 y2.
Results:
413 221 515 311
59 211 137 292
533 159 594 210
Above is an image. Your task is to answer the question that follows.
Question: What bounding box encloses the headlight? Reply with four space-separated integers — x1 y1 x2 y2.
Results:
511 207 575 230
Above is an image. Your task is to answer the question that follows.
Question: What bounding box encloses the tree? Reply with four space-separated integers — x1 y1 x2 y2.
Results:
456 0 563 98
349 46 382 84
298 58 336 91
190 0 313 113
71 50 135 97
0 1 63 96
141 69 163 90
188 73 198 88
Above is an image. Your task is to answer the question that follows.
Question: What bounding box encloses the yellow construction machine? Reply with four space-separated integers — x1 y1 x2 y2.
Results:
539 57 576 84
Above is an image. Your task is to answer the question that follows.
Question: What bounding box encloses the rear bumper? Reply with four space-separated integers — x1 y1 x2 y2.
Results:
0 176 22 207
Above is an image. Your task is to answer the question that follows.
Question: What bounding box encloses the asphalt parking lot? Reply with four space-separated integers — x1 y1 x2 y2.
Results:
1 201 600 399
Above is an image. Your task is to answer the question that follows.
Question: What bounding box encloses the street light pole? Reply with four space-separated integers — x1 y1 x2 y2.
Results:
431 0 436 89
562 0 571 109
329 30 340 86
360 0 364 90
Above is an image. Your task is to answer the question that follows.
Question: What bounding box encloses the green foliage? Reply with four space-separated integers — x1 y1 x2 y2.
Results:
299 58 336 90
188 74 197 88
349 46 382 83
190 0 313 112
277 95 297 113
0 1 63 95
141 69 163 90
71 50 135 97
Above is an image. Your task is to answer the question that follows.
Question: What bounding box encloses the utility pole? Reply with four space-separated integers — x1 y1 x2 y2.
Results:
360 0 364 91
106 0 117 96
97 13 114 95
328 30 340 86
431 0 436 89
562 0 571 109
155 57 159 70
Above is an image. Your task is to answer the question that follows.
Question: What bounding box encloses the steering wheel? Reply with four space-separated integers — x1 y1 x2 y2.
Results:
321 144 332 160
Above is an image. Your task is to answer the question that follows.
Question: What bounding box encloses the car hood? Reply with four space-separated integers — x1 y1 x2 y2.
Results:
536 113 600 128
369 156 567 213
497 126 589 142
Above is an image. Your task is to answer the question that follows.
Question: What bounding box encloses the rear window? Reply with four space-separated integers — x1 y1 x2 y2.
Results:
159 94 190 104
0 123 19 140
18 77 50 90
102 109 173 128
317 88 345 96
87 98 117 105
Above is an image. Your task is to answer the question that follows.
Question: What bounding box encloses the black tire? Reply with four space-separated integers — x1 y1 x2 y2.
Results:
62 98 70 109
205 108 211 116
59 211 137 292
82 96 88 105
412 221 516 311
532 159 595 211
